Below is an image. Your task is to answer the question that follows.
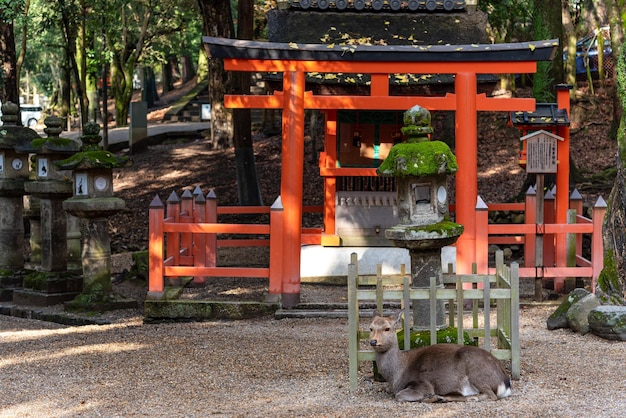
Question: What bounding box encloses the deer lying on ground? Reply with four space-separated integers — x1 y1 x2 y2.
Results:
368 310 512 402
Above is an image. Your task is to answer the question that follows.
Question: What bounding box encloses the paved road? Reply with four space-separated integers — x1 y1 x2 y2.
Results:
44 121 211 149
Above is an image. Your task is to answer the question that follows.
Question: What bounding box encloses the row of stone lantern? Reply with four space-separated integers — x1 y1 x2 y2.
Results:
0 101 131 310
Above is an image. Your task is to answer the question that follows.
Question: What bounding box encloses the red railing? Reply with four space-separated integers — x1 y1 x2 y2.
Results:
474 187 605 293
148 187 322 298
148 186 605 299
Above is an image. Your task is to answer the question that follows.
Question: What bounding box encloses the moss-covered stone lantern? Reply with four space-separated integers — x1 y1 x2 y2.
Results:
377 104 463 330
0 102 40 301
57 122 134 311
12 116 82 306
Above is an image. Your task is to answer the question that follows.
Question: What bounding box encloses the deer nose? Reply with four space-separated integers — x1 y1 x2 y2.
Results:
369 339 378 346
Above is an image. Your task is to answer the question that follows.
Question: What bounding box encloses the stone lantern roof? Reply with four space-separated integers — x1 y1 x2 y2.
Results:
377 104 457 177
55 122 132 170
0 102 40 148
15 116 80 154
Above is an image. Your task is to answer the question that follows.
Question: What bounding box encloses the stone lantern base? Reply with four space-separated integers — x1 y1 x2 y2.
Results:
12 271 83 306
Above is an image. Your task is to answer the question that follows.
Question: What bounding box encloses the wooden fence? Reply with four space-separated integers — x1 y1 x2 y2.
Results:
474 187 605 294
348 250 520 392
147 187 321 299
147 185 604 302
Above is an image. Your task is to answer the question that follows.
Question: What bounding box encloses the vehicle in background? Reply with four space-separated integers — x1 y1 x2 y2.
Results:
20 104 43 127
0 103 43 127
564 26 613 76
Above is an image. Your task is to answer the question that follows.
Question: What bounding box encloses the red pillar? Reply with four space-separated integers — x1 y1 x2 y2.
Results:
555 84 573 292
280 70 306 308
454 72 478 275
323 110 337 238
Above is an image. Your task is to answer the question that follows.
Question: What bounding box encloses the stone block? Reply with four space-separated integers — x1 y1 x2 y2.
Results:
547 288 589 330
589 305 626 341
566 293 601 334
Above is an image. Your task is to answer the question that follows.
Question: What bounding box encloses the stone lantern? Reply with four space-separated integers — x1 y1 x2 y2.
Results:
377 104 463 330
0 102 40 301
12 116 82 306
57 122 133 311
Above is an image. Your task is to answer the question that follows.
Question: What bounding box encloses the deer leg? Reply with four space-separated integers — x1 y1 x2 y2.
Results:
474 386 499 401
395 381 435 402
437 393 491 402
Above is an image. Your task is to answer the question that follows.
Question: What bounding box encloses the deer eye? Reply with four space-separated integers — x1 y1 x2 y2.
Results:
385 327 390 331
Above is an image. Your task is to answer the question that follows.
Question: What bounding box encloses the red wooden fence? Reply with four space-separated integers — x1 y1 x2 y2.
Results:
148 186 605 300
147 187 322 299
474 187 605 294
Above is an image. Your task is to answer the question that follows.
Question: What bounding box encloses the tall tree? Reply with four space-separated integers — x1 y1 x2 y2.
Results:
198 0 234 148
104 0 193 126
198 0 263 204
533 0 564 84
234 0 262 205
598 0 626 303
0 1 20 105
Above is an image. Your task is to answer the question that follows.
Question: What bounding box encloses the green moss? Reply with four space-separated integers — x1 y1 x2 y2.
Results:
31 137 73 149
597 248 625 304
23 271 49 290
55 150 131 170
377 140 457 177
392 220 464 236
128 251 149 281
397 327 477 348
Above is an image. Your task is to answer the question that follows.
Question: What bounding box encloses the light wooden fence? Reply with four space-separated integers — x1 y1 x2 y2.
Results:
348 250 519 392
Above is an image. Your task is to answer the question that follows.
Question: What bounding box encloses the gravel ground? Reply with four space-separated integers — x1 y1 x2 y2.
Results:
1 303 625 417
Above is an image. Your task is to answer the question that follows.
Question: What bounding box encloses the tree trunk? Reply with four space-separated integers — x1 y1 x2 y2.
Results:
562 0 577 94
599 3 626 304
181 54 196 83
0 20 19 106
198 0 235 149
532 0 563 88
142 66 159 108
233 0 262 205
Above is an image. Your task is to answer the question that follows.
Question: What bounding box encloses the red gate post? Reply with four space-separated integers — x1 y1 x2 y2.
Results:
280 70 306 308
179 189 194 262
148 194 165 298
524 186 537 268
454 72 478 276
269 196 284 299
166 191 181 285
322 110 338 243
569 189 584 257
192 187 207 287
543 188 558 290
555 84 573 292
475 196 489 285
591 196 607 292
205 189 217 269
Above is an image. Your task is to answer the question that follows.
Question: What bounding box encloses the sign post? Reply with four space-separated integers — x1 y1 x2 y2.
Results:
521 130 563 301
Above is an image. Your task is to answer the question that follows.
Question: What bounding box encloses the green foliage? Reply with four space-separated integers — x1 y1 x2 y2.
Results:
479 0 533 43
13 0 203 113
0 0 26 21
397 327 478 348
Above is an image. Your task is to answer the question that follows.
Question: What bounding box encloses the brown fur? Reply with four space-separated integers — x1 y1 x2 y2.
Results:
369 311 512 402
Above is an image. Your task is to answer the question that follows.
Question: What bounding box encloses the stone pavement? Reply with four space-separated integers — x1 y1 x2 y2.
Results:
45 121 211 150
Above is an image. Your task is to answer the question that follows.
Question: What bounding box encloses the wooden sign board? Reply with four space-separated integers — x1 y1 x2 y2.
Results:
520 130 563 174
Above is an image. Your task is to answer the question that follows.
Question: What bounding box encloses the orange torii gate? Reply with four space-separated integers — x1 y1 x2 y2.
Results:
203 37 562 306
